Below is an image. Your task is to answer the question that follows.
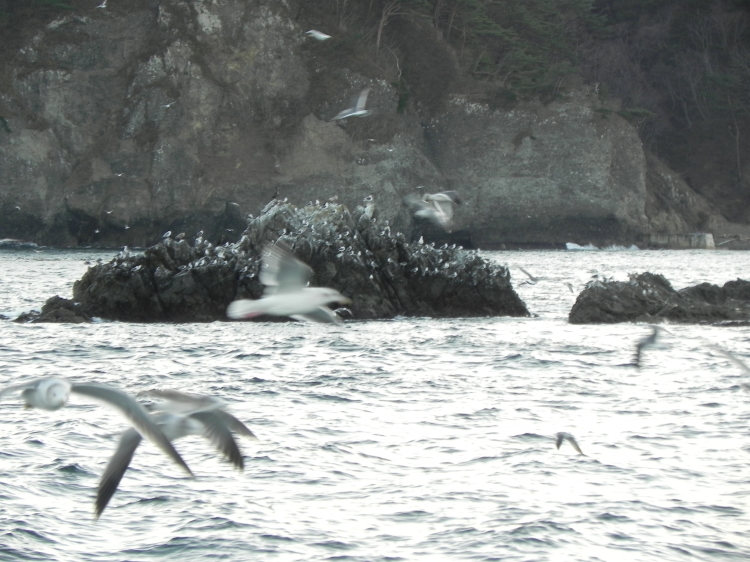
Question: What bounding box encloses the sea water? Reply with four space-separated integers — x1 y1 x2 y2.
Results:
0 247 749 561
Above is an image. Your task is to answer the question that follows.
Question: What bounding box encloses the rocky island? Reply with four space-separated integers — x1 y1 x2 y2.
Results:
569 272 750 325
28 200 529 323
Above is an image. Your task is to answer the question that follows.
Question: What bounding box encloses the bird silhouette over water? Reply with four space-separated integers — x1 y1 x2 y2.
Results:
95 390 257 518
0 377 193 476
633 326 663 369
227 240 351 323
404 191 462 232
555 432 585 455
712 345 750 391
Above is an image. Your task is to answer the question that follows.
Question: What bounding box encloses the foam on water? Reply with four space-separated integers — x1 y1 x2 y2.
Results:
1 248 750 560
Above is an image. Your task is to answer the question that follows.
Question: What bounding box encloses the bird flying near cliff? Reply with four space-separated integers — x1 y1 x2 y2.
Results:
404 190 462 232
305 30 331 41
330 88 371 121
227 240 351 323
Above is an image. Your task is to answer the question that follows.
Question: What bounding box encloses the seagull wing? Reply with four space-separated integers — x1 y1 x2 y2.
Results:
291 307 343 324
429 198 456 221
518 267 537 282
566 435 585 455
556 432 585 455
261 241 311 293
331 108 354 121
355 88 370 111
713 345 750 375
190 411 245 471
70 383 193 476
95 428 143 518
0 380 37 399
146 390 224 414
212 410 259 441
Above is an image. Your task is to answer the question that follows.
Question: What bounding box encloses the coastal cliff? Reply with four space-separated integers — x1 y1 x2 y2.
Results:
0 1 743 248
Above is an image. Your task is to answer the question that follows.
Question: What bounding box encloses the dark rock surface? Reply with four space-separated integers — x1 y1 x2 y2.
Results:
14 295 92 324
71 201 529 322
569 273 750 324
3 1 744 249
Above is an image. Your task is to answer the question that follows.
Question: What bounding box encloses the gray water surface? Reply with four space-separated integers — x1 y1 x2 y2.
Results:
1 248 749 561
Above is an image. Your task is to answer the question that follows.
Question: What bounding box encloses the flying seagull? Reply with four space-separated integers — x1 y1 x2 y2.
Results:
518 267 543 285
95 390 257 518
330 88 371 121
555 432 585 455
305 30 331 41
404 190 462 232
633 326 664 369
227 240 351 323
0 378 193 476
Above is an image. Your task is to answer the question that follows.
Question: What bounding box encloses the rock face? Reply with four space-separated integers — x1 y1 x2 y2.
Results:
429 92 649 247
0 2 738 249
569 272 750 324
14 296 92 324
70 201 529 322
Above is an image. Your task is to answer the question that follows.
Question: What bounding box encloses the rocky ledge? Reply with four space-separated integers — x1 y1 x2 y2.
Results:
57 201 528 323
569 272 750 325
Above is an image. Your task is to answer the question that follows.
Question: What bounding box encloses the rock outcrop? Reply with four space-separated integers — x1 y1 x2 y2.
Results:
1 1 737 249
569 272 750 324
14 295 92 324
69 201 529 322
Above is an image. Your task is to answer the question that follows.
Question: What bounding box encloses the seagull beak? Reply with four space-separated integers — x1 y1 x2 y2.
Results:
339 297 352 305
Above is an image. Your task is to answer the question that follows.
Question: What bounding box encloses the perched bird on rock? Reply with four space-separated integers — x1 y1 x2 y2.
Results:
227 240 351 323
555 432 585 455
95 389 256 518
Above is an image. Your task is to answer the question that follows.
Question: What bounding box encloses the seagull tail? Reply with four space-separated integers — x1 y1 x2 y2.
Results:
227 299 264 320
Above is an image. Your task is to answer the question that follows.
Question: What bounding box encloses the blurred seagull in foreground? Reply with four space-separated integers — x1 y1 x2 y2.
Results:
404 191 462 232
305 30 331 41
0 378 193 476
227 240 351 323
555 432 585 455
633 326 665 369
96 390 257 518
330 88 371 121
